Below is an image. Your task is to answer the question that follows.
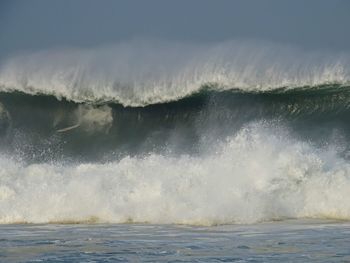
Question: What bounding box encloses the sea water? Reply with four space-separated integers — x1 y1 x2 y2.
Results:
1 220 350 262
1 41 350 261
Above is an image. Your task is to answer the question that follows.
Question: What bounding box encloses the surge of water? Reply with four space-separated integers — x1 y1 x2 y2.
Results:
1 40 350 225
1 122 350 225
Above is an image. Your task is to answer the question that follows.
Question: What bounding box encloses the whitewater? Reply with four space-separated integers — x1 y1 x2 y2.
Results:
1 40 350 226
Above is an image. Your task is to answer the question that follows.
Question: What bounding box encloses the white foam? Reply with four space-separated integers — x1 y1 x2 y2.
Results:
1 122 350 225
55 105 113 133
0 40 349 106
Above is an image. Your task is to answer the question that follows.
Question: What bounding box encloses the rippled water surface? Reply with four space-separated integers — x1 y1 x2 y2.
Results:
1 220 350 262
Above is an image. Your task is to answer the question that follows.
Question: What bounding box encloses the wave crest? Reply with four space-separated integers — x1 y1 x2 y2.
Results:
0 40 349 106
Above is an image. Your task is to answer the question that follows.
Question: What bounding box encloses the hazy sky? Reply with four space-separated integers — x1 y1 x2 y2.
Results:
0 0 349 60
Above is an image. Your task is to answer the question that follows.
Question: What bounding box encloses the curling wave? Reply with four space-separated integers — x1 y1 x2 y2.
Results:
1 84 350 162
1 40 350 225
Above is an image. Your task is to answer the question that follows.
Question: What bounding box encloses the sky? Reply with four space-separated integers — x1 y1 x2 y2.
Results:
0 0 349 60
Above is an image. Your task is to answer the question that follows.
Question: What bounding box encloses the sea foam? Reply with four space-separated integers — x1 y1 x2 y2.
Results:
1 122 350 225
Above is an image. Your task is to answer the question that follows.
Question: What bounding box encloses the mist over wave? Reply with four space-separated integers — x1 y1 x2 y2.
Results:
0 40 349 106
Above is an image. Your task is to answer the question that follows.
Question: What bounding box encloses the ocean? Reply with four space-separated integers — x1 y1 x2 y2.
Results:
0 41 350 261
1 220 350 262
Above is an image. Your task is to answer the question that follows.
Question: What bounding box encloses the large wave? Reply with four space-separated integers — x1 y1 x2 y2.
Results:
0 40 349 106
1 40 350 225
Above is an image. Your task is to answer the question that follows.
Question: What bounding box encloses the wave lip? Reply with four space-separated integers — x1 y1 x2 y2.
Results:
0 40 349 106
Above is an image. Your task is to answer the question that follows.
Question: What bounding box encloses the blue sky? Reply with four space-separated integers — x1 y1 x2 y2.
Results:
0 0 349 59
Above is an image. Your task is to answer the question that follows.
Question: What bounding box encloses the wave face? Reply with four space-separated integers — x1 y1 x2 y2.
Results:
1 41 350 225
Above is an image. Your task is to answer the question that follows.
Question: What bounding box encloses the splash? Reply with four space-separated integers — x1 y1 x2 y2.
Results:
55 105 113 133
1 122 350 225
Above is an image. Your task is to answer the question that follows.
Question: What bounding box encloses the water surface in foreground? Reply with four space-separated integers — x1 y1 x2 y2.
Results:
1 220 349 262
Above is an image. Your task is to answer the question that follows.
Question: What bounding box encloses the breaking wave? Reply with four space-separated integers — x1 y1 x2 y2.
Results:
1 122 350 225
1 40 350 225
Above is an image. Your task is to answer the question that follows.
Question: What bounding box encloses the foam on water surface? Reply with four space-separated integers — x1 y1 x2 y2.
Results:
1 122 350 225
